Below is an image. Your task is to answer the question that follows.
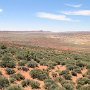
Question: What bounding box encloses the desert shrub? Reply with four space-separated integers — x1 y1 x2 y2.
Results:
11 73 25 81
61 80 74 86
30 69 48 80
87 65 90 69
21 79 31 87
71 71 77 76
60 61 66 65
7 85 22 90
59 70 69 77
0 45 7 49
1 56 16 68
18 60 27 66
9 77 16 83
73 54 82 60
30 80 40 89
76 61 85 67
44 79 60 90
39 60 47 66
0 76 9 89
67 65 74 71
27 60 38 68
63 83 74 90
60 80 74 90
55 76 64 83
47 61 57 69
6 68 15 75
16 51 26 60
63 74 72 80
74 67 81 73
86 69 90 79
78 85 90 90
77 77 90 85
18 66 29 72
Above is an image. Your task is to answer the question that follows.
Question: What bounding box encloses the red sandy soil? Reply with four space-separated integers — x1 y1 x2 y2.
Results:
72 68 87 83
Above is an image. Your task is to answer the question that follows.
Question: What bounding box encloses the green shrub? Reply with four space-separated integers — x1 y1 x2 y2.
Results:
1 56 16 68
0 45 7 49
63 83 74 90
9 77 16 83
76 61 85 67
16 51 26 60
61 80 74 87
30 69 48 80
74 67 81 73
78 85 90 90
39 60 47 66
21 79 31 87
6 68 15 75
60 70 69 75
44 79 60 90
18 66 29 72
11 73 25 81
0 76 9 89
27 60 38 68
7 85 23 90
77 77 90 85
71 71 77 76
54 76 64 83
63 74 72 80
87 65 90 69
30 80 40 89
67 65 74 70
18 60 27 66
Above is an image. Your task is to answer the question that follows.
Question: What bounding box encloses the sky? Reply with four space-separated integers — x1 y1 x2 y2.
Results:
0 0 90 32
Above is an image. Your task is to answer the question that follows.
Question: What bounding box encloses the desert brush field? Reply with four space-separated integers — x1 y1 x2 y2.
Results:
0 31 90 90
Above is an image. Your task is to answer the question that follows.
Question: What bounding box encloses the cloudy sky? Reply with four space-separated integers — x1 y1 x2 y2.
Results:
0 0 90 32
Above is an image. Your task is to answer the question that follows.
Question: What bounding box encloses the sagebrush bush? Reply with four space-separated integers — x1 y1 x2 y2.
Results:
78 85 90 90
9 77 16 83
77 77 90 85
0 45 7 49
60 70 69 75
1 56 16 68
27 60 38 68
21 79 31 87
30 69 48 80
7 85 22 90
18 66 29 72
44 79 60 90
11 73 25 81
18 60 27 66
30 80 40 89
6 68 15 75
63 74 72 80
71 71 77 76
63 83 74 90
0 76 10 89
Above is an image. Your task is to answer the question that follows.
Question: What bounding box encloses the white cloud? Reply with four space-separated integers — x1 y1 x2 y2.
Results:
65 4 82 8
62 10 90 16
36 12 72 21
0 9 3 12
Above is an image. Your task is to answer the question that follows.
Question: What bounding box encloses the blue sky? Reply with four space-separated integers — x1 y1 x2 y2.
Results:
0 0 90 32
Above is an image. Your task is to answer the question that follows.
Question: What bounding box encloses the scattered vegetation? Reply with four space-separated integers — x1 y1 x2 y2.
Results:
0 44 90 90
